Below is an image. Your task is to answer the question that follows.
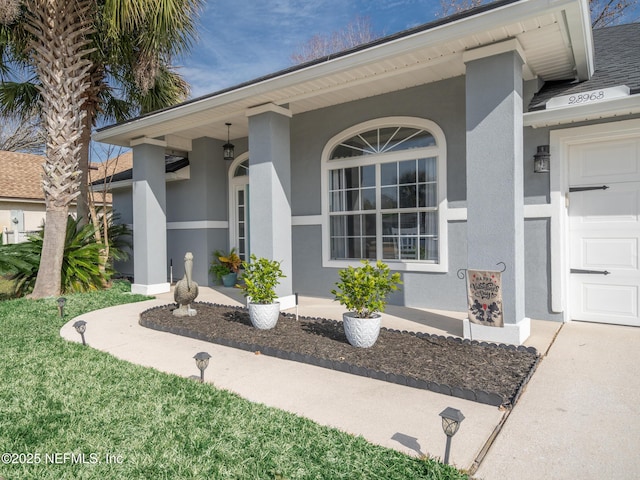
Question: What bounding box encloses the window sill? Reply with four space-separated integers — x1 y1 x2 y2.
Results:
323 259 448 273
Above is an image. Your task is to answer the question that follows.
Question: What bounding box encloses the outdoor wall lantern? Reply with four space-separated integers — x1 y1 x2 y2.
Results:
193 351 212 383
73 320 87 346
57 297 66 318
439 407 465 465
223 123 235 161
533 145 550 173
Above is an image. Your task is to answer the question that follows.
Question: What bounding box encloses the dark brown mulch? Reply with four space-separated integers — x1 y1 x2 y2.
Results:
140 302 540 407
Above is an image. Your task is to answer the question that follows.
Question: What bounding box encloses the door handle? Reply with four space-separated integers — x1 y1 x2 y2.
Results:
570 269 610 275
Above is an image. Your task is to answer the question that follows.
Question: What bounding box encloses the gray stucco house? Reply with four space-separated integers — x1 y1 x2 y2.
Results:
94 0 640 345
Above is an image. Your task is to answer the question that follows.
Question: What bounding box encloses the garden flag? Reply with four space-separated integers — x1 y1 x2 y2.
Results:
467 270 504 327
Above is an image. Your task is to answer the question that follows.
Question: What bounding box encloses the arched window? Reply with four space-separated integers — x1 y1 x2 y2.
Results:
322 117 448 272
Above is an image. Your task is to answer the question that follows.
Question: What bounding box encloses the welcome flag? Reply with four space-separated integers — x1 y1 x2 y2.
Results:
467 270 504 327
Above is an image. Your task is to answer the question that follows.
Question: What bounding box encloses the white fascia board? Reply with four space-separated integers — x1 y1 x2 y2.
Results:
561 0 594 80
524 94 640 128
94 0 589 145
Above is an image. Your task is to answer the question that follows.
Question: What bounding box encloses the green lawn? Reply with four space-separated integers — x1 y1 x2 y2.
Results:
0 282 468 479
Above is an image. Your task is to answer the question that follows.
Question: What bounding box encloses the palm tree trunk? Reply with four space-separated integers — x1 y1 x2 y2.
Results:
32 208 67 297
26 0 94 298
76 114 92 227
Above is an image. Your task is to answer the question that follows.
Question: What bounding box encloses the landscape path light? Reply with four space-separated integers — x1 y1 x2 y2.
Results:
73 320 87 346
439 407 465 465
193 352 212 383
57 297 66 318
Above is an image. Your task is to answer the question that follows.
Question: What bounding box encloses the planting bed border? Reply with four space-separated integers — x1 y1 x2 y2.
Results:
140 302 540 408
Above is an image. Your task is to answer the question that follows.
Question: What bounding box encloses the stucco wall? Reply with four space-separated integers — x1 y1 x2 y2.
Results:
286 77 563 320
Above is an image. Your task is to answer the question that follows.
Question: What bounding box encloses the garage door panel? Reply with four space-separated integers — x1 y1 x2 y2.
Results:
570 139 640 184
570 184 639 223
572 282 638 325
577 238 639 270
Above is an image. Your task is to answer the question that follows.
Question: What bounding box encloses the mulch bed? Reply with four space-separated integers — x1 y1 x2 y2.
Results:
140 302 540 408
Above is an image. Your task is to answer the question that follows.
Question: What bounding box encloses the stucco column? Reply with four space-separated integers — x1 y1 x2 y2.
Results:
247 104 293 299
463 41 530 344
131 140 170 295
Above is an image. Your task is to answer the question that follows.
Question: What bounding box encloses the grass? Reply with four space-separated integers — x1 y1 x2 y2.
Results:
0 282 468 480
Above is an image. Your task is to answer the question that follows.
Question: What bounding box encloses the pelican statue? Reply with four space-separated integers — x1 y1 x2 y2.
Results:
173 252 199 317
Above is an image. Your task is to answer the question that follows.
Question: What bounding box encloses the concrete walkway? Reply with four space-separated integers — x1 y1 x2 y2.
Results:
59 287 638 476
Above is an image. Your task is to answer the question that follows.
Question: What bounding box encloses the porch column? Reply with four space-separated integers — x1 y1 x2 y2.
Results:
246 104 293 299
131 139 170 295
463 40 530 344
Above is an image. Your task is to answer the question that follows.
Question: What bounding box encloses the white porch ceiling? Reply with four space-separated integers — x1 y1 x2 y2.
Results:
94 0 592 151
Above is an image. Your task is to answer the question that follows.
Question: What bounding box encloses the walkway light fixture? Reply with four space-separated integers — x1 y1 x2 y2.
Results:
73 320 87 346
439 407 465 464
57 297 66 318
193 351 211 383
533 145 550 173
223 123 235 161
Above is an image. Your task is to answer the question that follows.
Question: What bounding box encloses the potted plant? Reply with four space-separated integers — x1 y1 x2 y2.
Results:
241 254 285 329
209 248 241 287
331 260 402 348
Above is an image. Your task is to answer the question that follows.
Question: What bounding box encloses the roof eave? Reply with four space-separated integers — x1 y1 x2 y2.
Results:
94 0 593 146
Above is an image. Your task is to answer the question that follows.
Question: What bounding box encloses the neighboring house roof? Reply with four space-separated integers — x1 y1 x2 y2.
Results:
89 150 133 187
0 151 48 201
529 22 640 110
94 0 594 149
0 149 132 204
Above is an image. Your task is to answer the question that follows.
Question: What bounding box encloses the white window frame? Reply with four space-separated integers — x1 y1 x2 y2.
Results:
321 117 449 272
228 152 250 259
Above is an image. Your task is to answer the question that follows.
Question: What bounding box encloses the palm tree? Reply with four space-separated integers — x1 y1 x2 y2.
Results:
0 0 201 298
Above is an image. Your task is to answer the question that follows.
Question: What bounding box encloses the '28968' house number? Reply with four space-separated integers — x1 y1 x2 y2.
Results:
546 85 630 109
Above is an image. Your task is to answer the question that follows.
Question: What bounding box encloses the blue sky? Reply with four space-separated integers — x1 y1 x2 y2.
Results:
178 0 640 100
179 0 445 99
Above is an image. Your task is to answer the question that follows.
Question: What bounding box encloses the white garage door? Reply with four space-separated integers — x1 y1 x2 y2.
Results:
569 136 640 326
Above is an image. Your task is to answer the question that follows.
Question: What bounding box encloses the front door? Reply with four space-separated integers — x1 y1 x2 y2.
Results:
569 135 640 326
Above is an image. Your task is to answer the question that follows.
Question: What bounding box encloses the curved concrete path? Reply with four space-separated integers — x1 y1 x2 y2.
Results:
59 286 640 479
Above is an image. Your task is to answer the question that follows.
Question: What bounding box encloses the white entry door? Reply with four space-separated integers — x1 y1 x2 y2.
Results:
569 136 640 326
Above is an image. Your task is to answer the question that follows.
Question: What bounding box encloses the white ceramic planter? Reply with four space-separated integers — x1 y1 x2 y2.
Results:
248 302 280 330
342 312 381 348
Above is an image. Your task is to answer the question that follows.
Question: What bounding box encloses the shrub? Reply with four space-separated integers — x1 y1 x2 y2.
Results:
331 260 402 318
0 215 130 297
241 254 285 304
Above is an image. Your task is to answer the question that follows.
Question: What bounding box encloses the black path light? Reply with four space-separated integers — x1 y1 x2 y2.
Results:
73 320 87 346
439 407 465 465
57 297 66 318
193 352 212 383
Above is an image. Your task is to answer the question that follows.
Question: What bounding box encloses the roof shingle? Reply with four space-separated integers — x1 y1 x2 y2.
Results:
529 22 640 110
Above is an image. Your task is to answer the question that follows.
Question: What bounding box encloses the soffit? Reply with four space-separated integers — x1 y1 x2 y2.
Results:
95 1 589 150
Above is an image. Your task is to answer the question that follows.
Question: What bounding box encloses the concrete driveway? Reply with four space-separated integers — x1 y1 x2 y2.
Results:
476 321 640 479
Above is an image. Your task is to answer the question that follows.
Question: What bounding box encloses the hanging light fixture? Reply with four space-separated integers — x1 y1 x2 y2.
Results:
223 123 235 161
533 145 550 173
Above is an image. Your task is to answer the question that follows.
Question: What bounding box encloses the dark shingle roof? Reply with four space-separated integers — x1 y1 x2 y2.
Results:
529 22 640 111
93 155 189 185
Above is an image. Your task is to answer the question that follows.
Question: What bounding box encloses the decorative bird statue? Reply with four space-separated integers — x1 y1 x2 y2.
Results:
173 252 199 317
